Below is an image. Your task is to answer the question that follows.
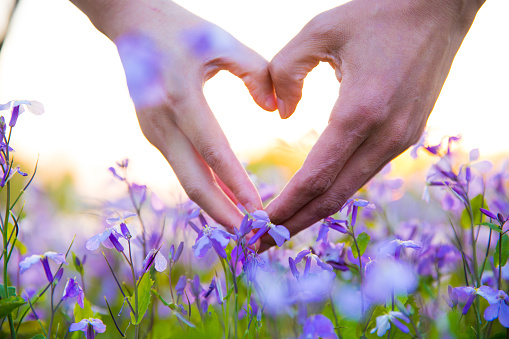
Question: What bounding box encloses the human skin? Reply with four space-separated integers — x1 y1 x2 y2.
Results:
69 0 277 233
260 0 485 250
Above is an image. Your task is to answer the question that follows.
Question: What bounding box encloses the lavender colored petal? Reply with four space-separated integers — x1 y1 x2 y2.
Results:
478 285 499 304
19 255 42 274
89 318 107 333
210 238 227 259
303 257 311 277
174 241 184 262
462 294 476 315
211 229 232 248
86 229 113 251
484 303 500 321
329 223 348 234
251 210 269 222
108 167 124 181
392 311 410 323
108 233 124 252
175 275 187 296
499 302 509 328
154 251 168 272
69 319 88 332
371 315 390 336
252 220 267 229
391 317 410 334
289 257 300 280
316 258 334 271
317 224 329 242
351 206 358 226
247 226 268 245
295 250 311 264
45 252 67 265
193 233 212 257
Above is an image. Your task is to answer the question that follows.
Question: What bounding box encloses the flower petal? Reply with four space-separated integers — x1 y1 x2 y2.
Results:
154 251 168 272
19 255 42 274
484 303 500 321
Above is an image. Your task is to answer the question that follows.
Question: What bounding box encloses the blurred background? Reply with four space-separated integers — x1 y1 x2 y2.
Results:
0 0 508 202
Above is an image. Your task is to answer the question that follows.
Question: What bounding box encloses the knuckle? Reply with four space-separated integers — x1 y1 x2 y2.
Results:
184 184 204 203
198 142 225 171
304 175 333 197
313 198 343 220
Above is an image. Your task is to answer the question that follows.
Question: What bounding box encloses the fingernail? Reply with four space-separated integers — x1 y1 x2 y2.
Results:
277 98 287 119
265 95 276 111
245 202 257 213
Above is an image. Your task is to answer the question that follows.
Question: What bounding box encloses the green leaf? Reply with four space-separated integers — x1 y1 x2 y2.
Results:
129 274 154 325
494 234 509 267
15 238 27 255
352 232 370 258
73 297 94 322
480 222 502 233
461 194 488 228
30 335 46 339
174 311 196 328
0 284 16 298
0 295 26 318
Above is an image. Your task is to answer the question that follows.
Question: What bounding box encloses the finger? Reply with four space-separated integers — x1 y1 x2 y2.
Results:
172 90 263 213
260 121 426 252
220 41 277 112
269 12 348 119
264 83 370 224
136 106 245 232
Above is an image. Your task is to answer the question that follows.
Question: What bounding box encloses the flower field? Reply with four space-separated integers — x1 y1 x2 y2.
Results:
1 100 509 339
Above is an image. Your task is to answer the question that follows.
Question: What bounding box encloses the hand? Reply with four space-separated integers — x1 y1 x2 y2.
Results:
261 0 484 250
71 0 277 231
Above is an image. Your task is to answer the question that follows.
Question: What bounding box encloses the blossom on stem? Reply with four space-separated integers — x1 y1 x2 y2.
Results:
340 199 375 226
0 100 44 128
19 252 67 282
446 286 483 315
316 217 348 242
86 211 137 251
69 318 106 339
142 248 167 273
478 286 509 327
192 219 233 259
370 311 410 336
379 239 421 260
293 249 333 278
61 277 85 308
247 210 290 247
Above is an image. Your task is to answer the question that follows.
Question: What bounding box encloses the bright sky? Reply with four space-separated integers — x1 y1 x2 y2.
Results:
0 0 508 200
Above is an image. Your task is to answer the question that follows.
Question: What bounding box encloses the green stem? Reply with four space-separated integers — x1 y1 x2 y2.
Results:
467 202 480 287
47 286 55 339
499 231 503 290
350 231 365 313
129 241 139 339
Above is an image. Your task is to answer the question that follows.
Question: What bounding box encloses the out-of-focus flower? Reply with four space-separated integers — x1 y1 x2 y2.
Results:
478 286 509 327
0 100 44 127
169 241 184 263
364 259 417 303
370 311 410 336
61 277 85 308
19 252 67 282
299 314 338 339
247 210 290 247
69 318 106 339
115 33 165 109
181 24 235 57
378 239 421 260
316 217 348 242
340 199 375 226
334 284 363 321
175 275 187 296
318 242 348 271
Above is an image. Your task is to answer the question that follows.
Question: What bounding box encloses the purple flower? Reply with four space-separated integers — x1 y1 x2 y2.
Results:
181 24 235 58
247 210 290 247
169 241 184 263
86 212 137 251
0 165 27 187
478 286 509 327
115 33 165 109
379 239 421 260
370 311 410 336
175 275 187 296
234 215 253 241
192 220 233 259
318 242 349 271
19 252 67 282
364 259 417 302
316 217 348 242
299 314 338 339
480 208 508 225
142 249 167 273
0 100 44 127
447 286 482 314
69 318 106 339
61 277 85 308
293 249 333 278
340 199 375 226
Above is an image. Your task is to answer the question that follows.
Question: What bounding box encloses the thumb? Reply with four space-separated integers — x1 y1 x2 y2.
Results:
269 16 341 119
